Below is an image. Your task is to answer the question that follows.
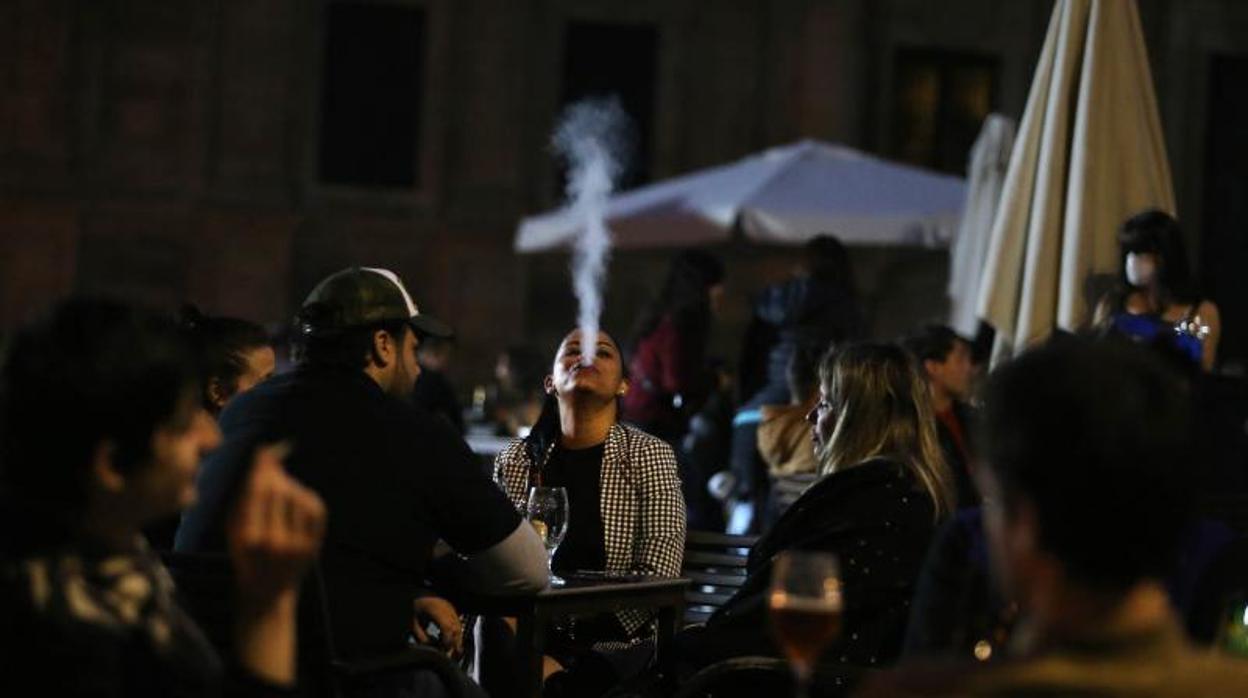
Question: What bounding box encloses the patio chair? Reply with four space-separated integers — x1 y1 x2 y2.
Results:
161 551 467 698
681 530 757 627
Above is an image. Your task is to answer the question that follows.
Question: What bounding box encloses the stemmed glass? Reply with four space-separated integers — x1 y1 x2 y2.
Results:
768 551 844 698
526 486 569 587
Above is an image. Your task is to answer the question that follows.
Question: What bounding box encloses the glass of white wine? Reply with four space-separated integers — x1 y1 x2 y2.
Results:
769 551 844 698
526 486 569 587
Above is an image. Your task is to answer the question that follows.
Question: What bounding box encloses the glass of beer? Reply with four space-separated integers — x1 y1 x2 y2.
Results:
526 486 569 586
769 551 843 698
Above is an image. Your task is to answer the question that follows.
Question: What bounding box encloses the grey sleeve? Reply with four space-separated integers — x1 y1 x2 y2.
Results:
453 519 548 594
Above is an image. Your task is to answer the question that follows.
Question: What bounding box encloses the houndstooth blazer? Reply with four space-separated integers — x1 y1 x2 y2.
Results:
493 422 686 638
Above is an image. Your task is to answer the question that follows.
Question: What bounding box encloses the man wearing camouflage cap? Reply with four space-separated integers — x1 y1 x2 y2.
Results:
178 267 547 675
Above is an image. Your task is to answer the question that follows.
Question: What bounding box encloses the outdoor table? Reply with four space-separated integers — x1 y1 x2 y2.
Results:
463 431 512 477
464 432 511 457
459 574 690 698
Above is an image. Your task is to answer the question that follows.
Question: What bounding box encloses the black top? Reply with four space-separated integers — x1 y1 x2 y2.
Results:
542 443 607 574
676 458 939 671
176 366 521 659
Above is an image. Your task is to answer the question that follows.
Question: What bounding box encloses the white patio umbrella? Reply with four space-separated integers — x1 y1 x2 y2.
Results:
515 140 966 252
948 114 1016 339
976 0 1175 361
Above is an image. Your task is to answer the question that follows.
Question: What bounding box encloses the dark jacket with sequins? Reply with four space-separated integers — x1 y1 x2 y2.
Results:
676 458 940 671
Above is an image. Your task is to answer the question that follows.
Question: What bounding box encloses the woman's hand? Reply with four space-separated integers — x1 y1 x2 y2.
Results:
227 443 327 685
412 595 464 659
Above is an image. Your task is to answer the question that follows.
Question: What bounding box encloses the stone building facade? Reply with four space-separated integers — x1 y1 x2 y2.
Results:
2 0 1245 385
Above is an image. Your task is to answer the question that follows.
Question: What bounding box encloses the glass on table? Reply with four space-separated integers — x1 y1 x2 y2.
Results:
526 486 569 587
768 550 843 698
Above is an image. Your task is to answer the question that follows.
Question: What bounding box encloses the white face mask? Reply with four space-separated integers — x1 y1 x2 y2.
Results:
1125 253 1157 287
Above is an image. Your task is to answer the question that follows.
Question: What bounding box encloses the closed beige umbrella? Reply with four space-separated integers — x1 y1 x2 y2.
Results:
976 0 1175 361
949 114 1016 339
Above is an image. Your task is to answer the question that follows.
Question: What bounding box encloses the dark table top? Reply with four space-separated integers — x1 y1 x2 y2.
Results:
455 574 690 616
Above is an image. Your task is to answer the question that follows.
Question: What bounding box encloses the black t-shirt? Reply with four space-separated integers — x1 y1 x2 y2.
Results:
542 443 607 574
176 366 520 659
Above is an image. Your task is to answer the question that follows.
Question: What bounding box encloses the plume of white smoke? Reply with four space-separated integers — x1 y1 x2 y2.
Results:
552 98 630 365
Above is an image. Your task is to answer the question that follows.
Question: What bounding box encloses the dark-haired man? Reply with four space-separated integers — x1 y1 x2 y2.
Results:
903 325 979 507
177 267 546 668
864 338 1248 696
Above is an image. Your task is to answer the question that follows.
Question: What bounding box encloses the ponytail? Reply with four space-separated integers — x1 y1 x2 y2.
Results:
523 392 561 486
177 304 270 412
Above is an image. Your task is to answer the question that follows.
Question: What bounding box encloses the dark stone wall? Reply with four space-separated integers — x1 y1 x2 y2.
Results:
2 0 1245 386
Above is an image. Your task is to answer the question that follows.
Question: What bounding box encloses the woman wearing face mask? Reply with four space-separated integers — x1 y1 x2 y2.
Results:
489 329 686 696
1093 210 1221 371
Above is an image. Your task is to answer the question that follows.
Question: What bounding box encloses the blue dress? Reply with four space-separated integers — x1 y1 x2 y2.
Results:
1110 311 1204 365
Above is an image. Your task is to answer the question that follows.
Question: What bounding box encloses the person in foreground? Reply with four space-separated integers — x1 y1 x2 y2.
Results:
490 328 686 696
676 342 955 674
861 338 1248 696
0 298 326 696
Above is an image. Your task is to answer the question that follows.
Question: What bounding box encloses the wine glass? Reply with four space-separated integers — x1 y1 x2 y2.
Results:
526 486 569 587
768 551 843 698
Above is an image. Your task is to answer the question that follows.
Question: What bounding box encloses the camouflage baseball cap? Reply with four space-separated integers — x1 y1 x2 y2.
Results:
297 267 452 339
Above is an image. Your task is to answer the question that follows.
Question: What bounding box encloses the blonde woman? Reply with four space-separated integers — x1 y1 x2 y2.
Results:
677 342 955 674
